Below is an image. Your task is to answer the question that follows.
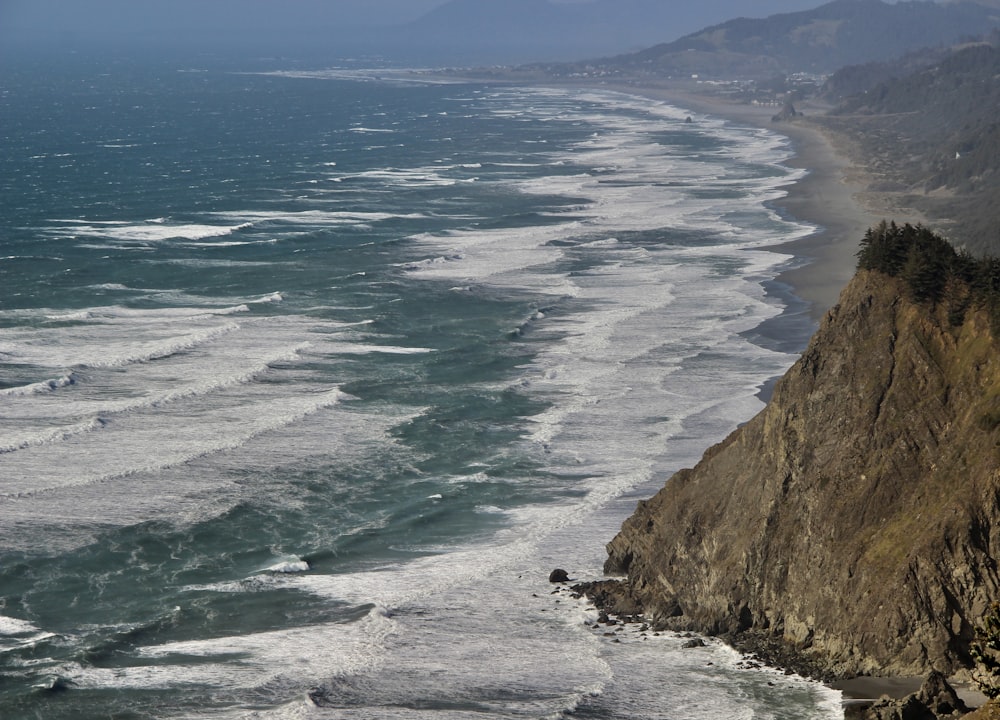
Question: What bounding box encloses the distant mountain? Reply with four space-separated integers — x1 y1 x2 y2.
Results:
603 0 1000 78
12 0 996 68
394 0 834 65
0 0 834 66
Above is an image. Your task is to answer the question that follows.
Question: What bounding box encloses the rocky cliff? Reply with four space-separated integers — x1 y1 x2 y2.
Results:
604 268 1000 678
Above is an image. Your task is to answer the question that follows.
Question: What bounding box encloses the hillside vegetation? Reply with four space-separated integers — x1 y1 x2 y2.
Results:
609 0 1000 78
820 36 1000 255
857 221 1000 332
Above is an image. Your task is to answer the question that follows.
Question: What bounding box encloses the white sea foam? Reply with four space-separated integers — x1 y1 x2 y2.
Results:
0 372 80 399
259 67 472 85
50 220 254 243
380 92 816 719
0 615 41 635
332 168 461 188
253 291 284 304
0 615 60 656
316 343 434 355
0 300 407 496
560 612 843 720
181 238 278 248
152 257 276 268
402 225 578 296
64 605 397 693
2 82 839 718
43 309 93 322
307 87 819 718
475 505 507 515
0 386 351 499
0 399 415 553
0 320 242 371
209 209 428 226
88 283 135 291
400 89 809 298
262 558 311 574
0 338 318 454
224 496 839 720
0 283 424 544
380 96 839 719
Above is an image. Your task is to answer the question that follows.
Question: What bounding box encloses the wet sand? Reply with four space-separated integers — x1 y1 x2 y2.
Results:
601 82 884 321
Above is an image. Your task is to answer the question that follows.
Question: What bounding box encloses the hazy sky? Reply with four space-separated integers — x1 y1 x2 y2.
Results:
0 0 867 64
0 0 839 31
1 0 441 35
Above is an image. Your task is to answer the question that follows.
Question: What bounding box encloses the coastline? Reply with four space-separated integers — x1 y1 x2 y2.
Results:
573 81 970 710
415 72 883 319
576 82 994 712
600 81 882 322
409 70 996 712
584 82 879 408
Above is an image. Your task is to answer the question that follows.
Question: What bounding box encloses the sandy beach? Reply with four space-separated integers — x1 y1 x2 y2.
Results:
420 70 886 319
606 82 884 321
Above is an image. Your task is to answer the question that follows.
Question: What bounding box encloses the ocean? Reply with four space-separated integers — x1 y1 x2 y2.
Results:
0 58 840 719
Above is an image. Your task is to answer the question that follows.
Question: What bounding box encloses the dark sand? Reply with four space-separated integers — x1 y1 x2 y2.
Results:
832 675 986 709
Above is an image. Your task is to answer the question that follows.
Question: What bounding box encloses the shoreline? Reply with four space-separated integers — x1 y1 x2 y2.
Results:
411 71 988 710
583 81 881 410
599 83 973 709
596 81 883 323
505 78 883 405
416 73 883 321
576 82 994 711
566 81 972 709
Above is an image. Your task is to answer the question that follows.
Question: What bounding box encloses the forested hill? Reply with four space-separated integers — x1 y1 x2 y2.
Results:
605 0 1000 78
819 36 1000 256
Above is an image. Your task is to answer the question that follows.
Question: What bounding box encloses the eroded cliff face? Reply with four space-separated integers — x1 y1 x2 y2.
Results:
605 270 1000 677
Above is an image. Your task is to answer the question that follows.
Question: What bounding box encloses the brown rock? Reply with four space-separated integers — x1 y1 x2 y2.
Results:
862 671 969 719
605 270 1000 678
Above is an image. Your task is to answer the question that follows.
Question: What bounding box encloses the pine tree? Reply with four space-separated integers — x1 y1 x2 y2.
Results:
901 225 954 303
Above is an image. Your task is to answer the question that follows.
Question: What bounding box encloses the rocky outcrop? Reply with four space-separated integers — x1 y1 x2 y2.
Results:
605 270 1000 678
862 671 968 719
964 699 1000 720
549 568 571 583
772 101 800 122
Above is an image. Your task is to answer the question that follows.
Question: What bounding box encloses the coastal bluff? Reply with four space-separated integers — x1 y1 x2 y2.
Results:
602 266 1000 679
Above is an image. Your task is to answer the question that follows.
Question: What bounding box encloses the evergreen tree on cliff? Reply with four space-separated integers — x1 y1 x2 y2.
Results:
602 224 1000 681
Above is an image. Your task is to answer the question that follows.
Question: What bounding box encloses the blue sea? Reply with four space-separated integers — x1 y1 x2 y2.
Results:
0 58 840 719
